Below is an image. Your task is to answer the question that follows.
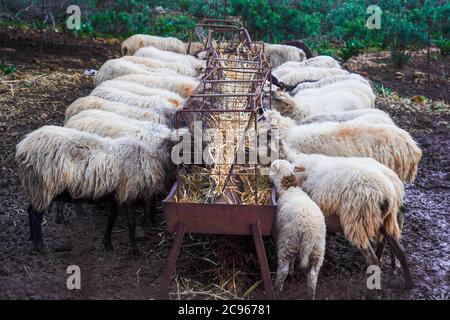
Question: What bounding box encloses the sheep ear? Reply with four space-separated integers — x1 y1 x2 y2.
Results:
271 161 281 173
294 165 305 172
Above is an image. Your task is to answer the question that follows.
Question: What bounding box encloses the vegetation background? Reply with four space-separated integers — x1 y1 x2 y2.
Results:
0 0 448 67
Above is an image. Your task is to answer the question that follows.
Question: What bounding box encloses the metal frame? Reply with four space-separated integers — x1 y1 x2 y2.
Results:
160 20 275 300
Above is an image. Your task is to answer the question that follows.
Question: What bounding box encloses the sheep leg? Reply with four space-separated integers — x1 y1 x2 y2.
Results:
375 237 386 262
361 245 381 300
307 267 318 300
143 195 157 227
103 202 118 251
28 205 46 254
274 259 290 292
124 205 141 256
385 235 414 289
74 202 88 217
55 201 65 224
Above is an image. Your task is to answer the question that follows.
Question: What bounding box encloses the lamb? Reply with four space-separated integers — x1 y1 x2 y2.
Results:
90 86 180 123
291 73 372 95
284 150 413 288
281 40 313 59
115 73 200 98
270 160 326 299
121 34 186 55
93 58 194 86
272 67 348 90
134 46 206 75
276 56 341 70
268 110 421 182
271 90 371 122
16 126 168 254
293 79 376 108
300 109 394 126
64 96 165 124
263 44 306 68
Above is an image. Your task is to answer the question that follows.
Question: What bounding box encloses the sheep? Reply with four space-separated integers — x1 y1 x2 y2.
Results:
121 34 186 55
268 110 421 182
291 73 372 95
269 159 326 299
283 150 413 288
272 67 348 90
16 125 168 254
98 80 185 102
271 90 371 122
64 96 165 124
282 40 313 59
90 86 180 124
186 41 205 56
293 79 376 108
134 46 206 75
115 73 200 98
94 58 195 86
276 56 341 70
263 44 307 68
121 55 198 77
300 109 394 126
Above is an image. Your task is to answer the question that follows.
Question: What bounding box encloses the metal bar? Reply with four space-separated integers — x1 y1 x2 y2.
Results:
251 224 274 299
159 223 186 298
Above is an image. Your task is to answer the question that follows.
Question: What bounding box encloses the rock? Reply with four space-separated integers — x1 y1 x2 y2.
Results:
394 71 404 80
414 71 425 79
32 57 40 64
154 6 166 14
41 113 48 119
379 63 387 68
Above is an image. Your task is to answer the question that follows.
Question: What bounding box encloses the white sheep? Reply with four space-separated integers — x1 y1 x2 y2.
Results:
134 46 206 75
271 90 371 122
121 34 186 55
263 44 306 68
291 73 372 95
270 160 326 299
268 110 421 182
273 67 349 89
276 55 341 70
121 55 197 77
115 73 199 98
283 150 413 288
94 57 195 86
15 126 168 254
299 109 394 126
293 79 376 108
90 85 180 123
64 96 165 124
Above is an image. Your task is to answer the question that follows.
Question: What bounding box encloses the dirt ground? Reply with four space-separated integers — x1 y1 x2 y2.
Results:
0 29 449 300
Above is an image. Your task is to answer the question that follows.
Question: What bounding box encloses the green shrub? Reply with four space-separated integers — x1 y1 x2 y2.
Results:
434 37 450 56
339 39 365 61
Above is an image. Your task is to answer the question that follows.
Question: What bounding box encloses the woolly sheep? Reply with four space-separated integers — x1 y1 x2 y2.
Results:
271 90 371 122
300 109 394 126
276 56 341 70
273 67 348 89
293 79 376 108
268 110 421 182
281 40 313 59
16 126 168 254
134 46 206 75
121 56 197 77
270 160 326 299
115 73 200 98
284 150 413 288
90 86 180 123
94 58 195 86
291 73 372 95
263 44 307 68
121 34 186 55
64 96 165 124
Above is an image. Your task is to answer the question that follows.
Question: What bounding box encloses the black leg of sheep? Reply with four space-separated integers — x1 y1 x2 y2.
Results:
103 202 118 251
124 204 141 256
28 205 46 254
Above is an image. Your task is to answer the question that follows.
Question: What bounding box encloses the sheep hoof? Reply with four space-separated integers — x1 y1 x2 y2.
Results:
404 280 415 290
103 243 114 252
33 243 47 255
131 248 142 257
365 289 381 300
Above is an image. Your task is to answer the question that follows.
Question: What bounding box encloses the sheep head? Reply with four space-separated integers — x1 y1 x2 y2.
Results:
270 159 301 191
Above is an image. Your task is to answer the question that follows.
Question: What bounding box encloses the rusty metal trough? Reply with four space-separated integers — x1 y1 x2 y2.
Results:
159 20 277 299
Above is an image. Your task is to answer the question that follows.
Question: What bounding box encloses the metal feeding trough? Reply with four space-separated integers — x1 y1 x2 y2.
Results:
160 20 277 299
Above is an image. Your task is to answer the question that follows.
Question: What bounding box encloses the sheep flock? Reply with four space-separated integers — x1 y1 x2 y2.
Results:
15 31 421 299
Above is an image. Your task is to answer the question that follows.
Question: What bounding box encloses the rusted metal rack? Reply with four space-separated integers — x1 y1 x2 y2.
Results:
160 21 276 299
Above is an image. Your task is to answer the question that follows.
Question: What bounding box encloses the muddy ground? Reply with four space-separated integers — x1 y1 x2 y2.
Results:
0 29 449 300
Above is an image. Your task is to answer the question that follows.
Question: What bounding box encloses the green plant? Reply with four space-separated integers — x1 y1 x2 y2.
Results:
339 39 365 61
0 60 17 75
434 37 450 56
374 82 393 96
